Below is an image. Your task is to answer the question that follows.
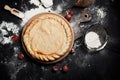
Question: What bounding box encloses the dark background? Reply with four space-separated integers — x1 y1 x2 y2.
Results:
0 0 120 80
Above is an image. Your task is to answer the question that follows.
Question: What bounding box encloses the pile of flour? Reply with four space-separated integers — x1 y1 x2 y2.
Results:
85 31 101 49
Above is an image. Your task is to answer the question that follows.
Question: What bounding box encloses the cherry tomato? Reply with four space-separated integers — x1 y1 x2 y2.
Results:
18 53 24 60
53 66 59 72
12 35 19 41
62 65 69 72
70 48 75 54
69 10 74 16
65 14 72 21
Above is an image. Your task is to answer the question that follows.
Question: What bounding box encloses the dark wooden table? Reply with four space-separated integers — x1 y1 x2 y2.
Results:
0 0 120 80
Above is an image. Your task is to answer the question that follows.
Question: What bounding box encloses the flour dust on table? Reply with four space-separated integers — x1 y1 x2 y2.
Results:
0 21 20 45
80 6 107 30
21 0 54 26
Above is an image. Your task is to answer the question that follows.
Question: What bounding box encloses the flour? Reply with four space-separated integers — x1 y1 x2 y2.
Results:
2 37 13 44
14 2 17 6
14 47 20 53
29 0 53 8
21 5 52 26
29 0 40 6
89 6 106 21
0 29 8 35
90 7 106 19
5 46 27 80
41 0 53 8
95 7 107 24
54 4 63 13
97 7 106 19
0 21 19 44
85 31 101 49
10 63 27 80
0 21 19 34
17 12 25 19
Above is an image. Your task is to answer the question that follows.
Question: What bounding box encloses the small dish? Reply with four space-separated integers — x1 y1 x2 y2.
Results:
84 24 108 52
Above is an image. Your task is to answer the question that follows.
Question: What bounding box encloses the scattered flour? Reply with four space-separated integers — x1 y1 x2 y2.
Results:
14 2 17 6
29 0 53 8
21 5 53 26
0 46 27 80
97 7 106 19
41 0 53 8
17 12 25 19
54 4 63 13
21 6 52 25
29 0 40 6
2 37 12 44
4 46 27 80
79 7 107 32
0 21 19 34
89 6 106 19
93 7 107 23
8 61 27 80
87 7 106 23
0 21 19 44
13 47 20 53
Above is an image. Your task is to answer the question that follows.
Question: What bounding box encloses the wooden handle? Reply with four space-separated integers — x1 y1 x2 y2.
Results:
4 5 12 11
4 5 25 19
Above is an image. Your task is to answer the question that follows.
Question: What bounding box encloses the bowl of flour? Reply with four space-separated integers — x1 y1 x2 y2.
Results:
84 24 108 51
